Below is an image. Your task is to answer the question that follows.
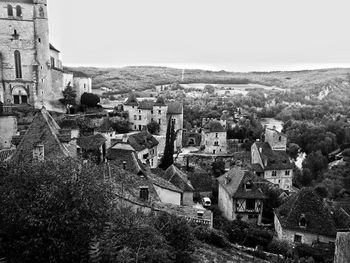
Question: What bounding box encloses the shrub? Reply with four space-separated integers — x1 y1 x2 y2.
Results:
266 239 292 256
193 226 231 248
81 93 100 108
242 228 273 249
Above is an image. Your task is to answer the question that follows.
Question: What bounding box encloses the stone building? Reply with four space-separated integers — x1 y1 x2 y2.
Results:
251 128 293 190
0 0 91 112
201 120 227 154
218 168 266 224
274 188 350 245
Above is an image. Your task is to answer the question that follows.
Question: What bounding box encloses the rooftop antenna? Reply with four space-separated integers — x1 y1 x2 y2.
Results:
181 69 185 82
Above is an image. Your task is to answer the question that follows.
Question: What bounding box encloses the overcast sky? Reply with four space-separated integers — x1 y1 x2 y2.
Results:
48 0 350 72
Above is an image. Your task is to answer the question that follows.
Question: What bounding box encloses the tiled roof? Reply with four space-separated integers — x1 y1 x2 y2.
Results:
217 168 266 199
203 121 225 133
274 188 348 237
128 131 159 151
188 170 213 192
106 143 146 175
124 93 139 106
167 101 183 115
162 165 194 192
58 118 79 129
147 172 183 193
57 129 72 143
49 43 60 53
77 134 106 151
333 196 350 216
72 70 89 78
254 141 293 170
251 163 264 173
11 108 71 161
138 100 155 110
154 96 166 106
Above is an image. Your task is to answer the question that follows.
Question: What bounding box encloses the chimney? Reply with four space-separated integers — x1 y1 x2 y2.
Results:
122 134 128 142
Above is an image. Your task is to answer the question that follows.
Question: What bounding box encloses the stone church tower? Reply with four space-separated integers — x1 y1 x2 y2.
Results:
0 0 52 109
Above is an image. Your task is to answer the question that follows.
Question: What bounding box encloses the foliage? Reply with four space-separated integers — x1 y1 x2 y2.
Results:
110 120 130 133
0 159 114 262
302 151 328 180
59 83 77 108
266 239 292 257
81 92 100 108
193 226 231 248
160 116 175 170
147 121 160 135
212 160 225 177
287 143 300 160
203 85 215 94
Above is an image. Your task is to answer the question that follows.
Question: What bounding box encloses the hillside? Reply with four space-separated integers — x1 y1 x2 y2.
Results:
65 66 350 93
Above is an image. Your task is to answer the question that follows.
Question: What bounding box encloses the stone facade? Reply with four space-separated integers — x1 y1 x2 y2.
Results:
0 114 17 149
73 76 92 104
274 214 335 245
201 131 227 154
0 0 91 112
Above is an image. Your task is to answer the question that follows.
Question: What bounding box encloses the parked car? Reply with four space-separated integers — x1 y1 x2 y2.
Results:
202 197 211 208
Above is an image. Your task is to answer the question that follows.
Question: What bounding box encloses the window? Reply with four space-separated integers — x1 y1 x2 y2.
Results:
21 95 27 104
278 136 282 142
246 199 255 211
158 110 161 114
139 115 141 120
151 110 153 114
140 187 149 201
272 171 277 176
285 170 290 176
158 119 161 125
38 37 41 43
7 4 13 16
172 118 176 125
13 95 20 104
214 141 219 146
14 50 22 79
245 181 253 190
216 133 218 138
33 144 44 161
50 57 55 68
139 110 141 113
294 234 302 243
38 6 44 17
299 214 307 228
16 5 22 17
213 150 216 154
134 115 137 120
12 30 19 39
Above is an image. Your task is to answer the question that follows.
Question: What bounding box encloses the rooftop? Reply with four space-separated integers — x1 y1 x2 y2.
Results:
77 134 106 151
128 131 159 151
203 121 225 133
167 101 183 115
161 165 195 192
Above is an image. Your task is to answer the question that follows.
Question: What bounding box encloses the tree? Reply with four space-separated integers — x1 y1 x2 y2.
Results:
81 92 100 108
160 116 175 170
147 121 160 135
111 120 130 133
0 159 114 262
203 85 215 94
302 151 328 180
287 143 301 160
59 83 77 113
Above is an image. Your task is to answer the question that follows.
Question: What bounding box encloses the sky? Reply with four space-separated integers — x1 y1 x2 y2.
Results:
48 0 350 72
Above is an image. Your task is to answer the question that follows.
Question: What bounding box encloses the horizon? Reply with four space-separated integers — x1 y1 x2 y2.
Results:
48 0 350 73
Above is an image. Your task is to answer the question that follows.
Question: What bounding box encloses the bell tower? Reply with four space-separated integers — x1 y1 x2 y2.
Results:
33 0 51 109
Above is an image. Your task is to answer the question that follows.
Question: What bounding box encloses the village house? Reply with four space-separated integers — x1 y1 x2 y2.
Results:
201 120 227 154
274 188 350 245
127 131 159 169
153 165 195 206
11 107 76 162
251 127 293 190
218 168 266 225
76 134 107 164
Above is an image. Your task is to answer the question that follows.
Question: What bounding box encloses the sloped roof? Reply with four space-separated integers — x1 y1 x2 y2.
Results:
49 43 60 53
72 70 89 78
217 168 266 199
128 131 159 151
162 165 194 192
147 172 183 193
106 143 146 175
11 108 71 161
254 141 293 170
154 96 166 106
77 134 106 151
274 188 344 237
6 0 33 3
138 100 155 110
124 93 139 106
167 101 183 115
188 170 213 192
203 121 225 133
251 163 264 173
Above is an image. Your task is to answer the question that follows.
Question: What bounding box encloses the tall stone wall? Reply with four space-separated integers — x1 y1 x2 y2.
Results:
334 232 350 263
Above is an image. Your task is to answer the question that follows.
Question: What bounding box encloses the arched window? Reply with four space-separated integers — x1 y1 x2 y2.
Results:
14 50 22 79
38 6 44 17
7 4 13 16
16 5 22 17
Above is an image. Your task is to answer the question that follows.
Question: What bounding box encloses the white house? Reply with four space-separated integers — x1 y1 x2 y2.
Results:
201 120 227 154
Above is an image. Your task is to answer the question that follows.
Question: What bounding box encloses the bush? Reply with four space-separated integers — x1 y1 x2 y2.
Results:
193 226 231 248
242 228 273 249
266 239 292 256
81 93 100 108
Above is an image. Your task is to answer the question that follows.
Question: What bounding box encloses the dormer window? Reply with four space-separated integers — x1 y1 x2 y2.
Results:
299 214 307 228
33 144 44 161
140 186 149 201
245 181 253 190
